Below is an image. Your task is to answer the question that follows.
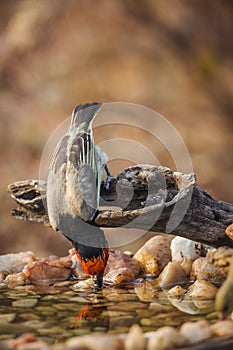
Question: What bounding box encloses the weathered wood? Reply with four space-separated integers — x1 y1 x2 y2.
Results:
8 165 233 248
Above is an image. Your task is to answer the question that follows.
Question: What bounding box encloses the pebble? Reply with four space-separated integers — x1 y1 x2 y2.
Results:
133 236 171 276
180 320 212 344
167 285 187 298
171 237 201 275
66 334 124 350
158 262 188 289
188 279 217 299
146 326 187 350
207 246 233 275
0 251 35 274
211 320 233 337
0 313 16 323
190 257 225 285
4 272 26 286
105 267 135 286
124 324 145 350
72 278 94 290
12 298 38 308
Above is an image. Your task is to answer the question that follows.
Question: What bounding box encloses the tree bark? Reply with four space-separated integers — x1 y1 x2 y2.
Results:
8 165 233 248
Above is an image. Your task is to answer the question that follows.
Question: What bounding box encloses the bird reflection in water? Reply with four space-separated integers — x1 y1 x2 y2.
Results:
76 303 110 331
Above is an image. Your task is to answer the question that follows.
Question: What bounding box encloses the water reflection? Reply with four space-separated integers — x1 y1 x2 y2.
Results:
0 280 217 344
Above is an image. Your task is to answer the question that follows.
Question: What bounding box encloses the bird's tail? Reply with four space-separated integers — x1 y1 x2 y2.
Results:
69 102 102 132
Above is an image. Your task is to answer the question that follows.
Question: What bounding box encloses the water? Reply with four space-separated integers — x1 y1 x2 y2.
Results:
0 280 217 345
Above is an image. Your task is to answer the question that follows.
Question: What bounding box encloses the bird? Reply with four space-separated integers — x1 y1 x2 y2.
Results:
215 257 233 319
46 102 113 289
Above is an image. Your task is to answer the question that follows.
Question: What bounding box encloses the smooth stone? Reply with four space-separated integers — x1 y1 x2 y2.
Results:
188 279 217 299
0 313 16 323
191 257 225 285
18 313 40 320
0 322 31 335
146 326 187 350
53 303 77 311
125 323 145 350
159 262 188 289
72 278 94 290
4 272 26 286
12 298 38 308
0 251 35 274
171 237 202 275
211 320 233 337
180 320 212 344
66 334 124 350
167 285 187 298
133 236 172 276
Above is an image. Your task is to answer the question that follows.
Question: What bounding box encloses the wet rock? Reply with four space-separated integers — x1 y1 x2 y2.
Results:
168 297 199 315
104 267 135 286
23 255 72 285
66 334 123 350
0 313 16 323
211 320 233 337
158 262 188 289
134 282 155 302
133 236 171 276
207 247 233 275
188 279 217 300
72 278 94 290
12 298 38 308
190 257 225 285
4 272 26 286
146 326 187 350
171 237 202 275
180 320 212 344
167 285 187 298
0 251 35 274
106 250 140 277
9 333 37 349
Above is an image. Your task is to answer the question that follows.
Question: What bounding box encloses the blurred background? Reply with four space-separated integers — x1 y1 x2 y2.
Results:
0 0 232 257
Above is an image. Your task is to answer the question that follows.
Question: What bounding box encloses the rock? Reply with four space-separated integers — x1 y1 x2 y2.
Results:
171 237 202 275
106 250 140 276
211 320 233 337
23 255 72 285
180 320 212 344
134 282 155 302
0 272 5 282
66 334 123 350
104 267 135 286
168 298 199 315
188 279 217 299
226 224 233 241
207 247 233 275
133 236 171 276
190 257 225 285
0 313 16 323
4 272 26 286
12 298 38 308
69 248 88 279
9 333 38 349
146 326 187 350
72 278 94 290
0 251 35 274
167 285 187 298
158 262 188 289
124 324 145 350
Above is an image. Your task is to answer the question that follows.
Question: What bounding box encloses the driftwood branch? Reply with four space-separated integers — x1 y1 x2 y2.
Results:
8 165 233 248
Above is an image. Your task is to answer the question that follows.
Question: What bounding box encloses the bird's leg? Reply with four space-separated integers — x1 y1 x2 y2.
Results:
104 164 114 191
93 273 104 290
